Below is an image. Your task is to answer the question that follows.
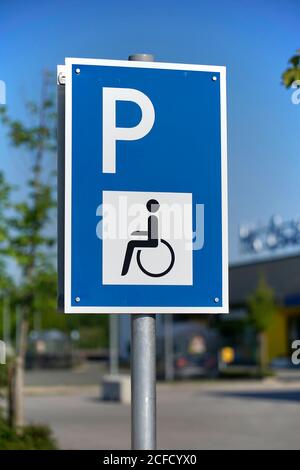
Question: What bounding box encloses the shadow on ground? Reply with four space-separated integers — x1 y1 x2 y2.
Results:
211 389 300 403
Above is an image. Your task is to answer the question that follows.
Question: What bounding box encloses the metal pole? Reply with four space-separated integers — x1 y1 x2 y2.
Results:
3 297 10 348
164 314 174 381
109 314 119 375
131 314 156 449
129 53 157 451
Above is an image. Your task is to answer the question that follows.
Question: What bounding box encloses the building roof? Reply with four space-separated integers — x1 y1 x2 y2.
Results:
229 254 300 305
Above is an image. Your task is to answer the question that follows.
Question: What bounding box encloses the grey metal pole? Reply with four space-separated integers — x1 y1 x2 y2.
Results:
131 314 156 449
109 314 119 375
129 53 156 451
164 314 174 381
3 297 10 348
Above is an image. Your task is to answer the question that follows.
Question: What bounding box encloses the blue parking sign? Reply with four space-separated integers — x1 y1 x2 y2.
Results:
58 58 228 314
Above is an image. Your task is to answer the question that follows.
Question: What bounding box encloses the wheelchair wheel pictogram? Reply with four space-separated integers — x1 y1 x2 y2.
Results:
136 239 175 278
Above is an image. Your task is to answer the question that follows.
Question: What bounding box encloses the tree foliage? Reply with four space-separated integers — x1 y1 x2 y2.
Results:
247 276 276 333
282 50 300 88
0 171 13 294
0 71 56 316
0 71 57 430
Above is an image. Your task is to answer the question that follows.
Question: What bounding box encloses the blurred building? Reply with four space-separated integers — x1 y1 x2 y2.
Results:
230 253 300 361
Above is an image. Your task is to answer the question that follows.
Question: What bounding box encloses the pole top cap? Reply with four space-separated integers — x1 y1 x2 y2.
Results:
128 53 155 62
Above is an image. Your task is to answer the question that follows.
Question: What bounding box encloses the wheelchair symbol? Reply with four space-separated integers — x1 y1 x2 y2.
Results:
121 199 175 278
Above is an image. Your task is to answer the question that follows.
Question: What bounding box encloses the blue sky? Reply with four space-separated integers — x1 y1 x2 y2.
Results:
0 0 300 262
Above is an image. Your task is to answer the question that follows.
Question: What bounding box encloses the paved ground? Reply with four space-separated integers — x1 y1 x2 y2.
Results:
21 376 300 450
24 361 105 387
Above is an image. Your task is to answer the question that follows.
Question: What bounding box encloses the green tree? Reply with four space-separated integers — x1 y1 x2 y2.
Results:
247 276 276 371
0 171 13 294
0 171 15 345
282 50 300 87
0 71 56 430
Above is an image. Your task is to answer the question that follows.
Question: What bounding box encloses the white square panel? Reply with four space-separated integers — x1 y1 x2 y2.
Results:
102 191 193 285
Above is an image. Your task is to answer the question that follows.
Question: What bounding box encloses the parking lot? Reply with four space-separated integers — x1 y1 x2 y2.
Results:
21 367 300 450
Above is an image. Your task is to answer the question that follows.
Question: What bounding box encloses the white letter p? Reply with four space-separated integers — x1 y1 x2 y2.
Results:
102 87 155 173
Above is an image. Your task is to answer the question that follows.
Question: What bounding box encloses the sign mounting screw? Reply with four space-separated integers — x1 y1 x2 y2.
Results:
75 297 81 303
212 75 217 81
75 68 81 75
214 297 219 303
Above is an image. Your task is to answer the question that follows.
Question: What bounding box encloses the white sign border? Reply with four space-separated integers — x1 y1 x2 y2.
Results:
64 57 228 314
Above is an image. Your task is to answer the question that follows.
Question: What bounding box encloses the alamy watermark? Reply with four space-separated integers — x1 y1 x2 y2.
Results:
96 198 205 251
0 340 6 365
0 80 6 105
291 340 300 365
291 80 300 105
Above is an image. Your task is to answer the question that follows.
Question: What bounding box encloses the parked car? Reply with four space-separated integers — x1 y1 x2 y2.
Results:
157 321 219 379
26 329 74 369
